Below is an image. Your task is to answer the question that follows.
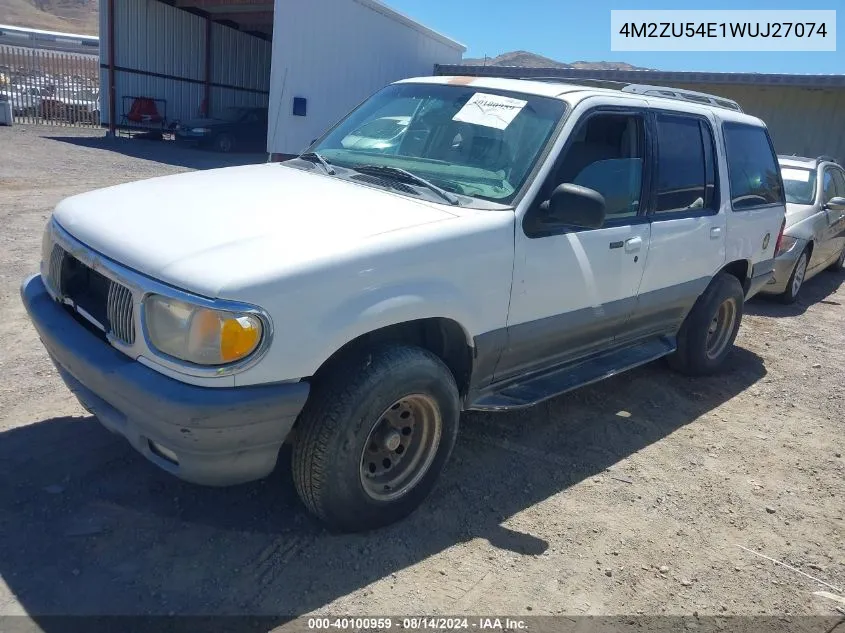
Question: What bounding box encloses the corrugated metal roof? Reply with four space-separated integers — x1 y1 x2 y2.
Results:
437 64 845 89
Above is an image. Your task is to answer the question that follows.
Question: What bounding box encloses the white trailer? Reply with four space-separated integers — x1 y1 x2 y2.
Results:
268 0 465 156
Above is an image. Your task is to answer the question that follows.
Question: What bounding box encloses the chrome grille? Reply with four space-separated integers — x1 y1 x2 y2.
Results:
47 244 65 294
106 280 136 345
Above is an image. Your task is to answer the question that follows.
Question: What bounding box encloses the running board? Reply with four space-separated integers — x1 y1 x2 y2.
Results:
468 336 676 411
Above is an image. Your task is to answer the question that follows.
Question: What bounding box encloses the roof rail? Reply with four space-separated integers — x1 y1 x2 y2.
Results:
620 84 743 112
520 76 630 89
817 155 839 164
513 76 744 112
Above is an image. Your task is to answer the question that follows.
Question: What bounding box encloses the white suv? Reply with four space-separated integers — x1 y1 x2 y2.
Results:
22 76 786 531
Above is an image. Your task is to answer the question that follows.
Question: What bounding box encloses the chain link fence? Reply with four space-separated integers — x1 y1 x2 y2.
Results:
0 45 101 127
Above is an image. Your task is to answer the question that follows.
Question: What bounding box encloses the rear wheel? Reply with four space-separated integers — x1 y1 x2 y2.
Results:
292 345 460 532
668 273 744 376
780 248 809 304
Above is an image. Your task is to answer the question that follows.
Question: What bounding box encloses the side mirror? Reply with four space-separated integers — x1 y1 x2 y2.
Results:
824 196 845 211
541 183 606 229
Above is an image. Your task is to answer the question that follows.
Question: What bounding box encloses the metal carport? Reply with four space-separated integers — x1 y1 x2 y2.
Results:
99 0 465 154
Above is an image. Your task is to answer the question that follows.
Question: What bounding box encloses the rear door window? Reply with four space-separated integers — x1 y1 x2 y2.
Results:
722 122 785 210
653 113 718 214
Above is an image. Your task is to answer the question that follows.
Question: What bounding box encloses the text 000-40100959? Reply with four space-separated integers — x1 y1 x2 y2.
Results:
305 617 529 631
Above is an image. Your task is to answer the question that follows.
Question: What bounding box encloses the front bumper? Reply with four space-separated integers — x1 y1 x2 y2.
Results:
175 131 210 145
21 274 310 486
758 243 806 296
174 136 205 147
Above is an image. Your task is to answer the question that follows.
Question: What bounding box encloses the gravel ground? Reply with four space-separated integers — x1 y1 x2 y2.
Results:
0 125 843 622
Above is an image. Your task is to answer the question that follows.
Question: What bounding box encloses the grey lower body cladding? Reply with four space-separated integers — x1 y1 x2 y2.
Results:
466 277 713 410
749 257 778 297
20 274 310 486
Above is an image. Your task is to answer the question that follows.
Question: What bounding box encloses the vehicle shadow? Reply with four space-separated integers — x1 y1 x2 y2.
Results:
45 134 267 170
0 347 766 622
747 270 844 317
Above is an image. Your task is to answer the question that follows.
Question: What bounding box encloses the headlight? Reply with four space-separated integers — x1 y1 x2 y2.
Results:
775 234 798 257
144 295 264 365
191 127 210 134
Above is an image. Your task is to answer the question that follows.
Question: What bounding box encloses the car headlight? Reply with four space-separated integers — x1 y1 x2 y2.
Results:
191 127 210 134
144 294 264 365
775 234 798 257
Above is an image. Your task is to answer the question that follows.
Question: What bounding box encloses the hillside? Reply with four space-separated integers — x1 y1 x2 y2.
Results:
462 50 647 71
0 0 99 35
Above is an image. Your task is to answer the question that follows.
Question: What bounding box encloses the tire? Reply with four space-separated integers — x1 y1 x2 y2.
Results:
214 133 234 153
827 243 845 272
668 272 745 376
292 345 460 532
779 248 810 304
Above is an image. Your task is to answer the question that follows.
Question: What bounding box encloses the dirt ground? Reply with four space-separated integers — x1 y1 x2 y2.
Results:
0 125 843 622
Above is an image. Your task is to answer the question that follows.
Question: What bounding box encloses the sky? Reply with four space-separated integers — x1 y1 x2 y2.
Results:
386 0 844 74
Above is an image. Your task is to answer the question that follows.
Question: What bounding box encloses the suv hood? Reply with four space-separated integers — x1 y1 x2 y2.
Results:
53 163 460 296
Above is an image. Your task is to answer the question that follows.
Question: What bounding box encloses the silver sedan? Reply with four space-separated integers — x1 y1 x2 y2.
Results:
761 156 845 303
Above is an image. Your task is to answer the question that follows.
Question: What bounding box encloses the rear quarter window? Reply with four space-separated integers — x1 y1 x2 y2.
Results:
722 122 785 210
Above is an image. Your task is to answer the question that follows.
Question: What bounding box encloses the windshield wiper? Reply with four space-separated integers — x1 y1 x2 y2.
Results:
350 164 459 206
298 151 335 175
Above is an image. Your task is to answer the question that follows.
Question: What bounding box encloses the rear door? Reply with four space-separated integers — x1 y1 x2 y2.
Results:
624 109 726 342
720 121 786 292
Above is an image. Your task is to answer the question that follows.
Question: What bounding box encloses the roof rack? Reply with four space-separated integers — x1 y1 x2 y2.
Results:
521 76 630 89
620 84 743 112
515 76 744 113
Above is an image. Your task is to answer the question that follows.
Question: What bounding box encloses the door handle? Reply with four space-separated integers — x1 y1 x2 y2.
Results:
710 227 723 239
624 236 642 253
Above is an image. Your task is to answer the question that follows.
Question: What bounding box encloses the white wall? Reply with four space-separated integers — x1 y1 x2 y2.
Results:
268 0 464 155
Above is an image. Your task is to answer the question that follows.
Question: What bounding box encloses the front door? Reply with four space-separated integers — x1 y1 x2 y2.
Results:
496 107 652 381
826 168 845 261
818 166 845 266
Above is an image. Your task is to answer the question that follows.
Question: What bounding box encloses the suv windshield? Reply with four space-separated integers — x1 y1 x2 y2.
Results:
780 165 817 205
310 82 567 205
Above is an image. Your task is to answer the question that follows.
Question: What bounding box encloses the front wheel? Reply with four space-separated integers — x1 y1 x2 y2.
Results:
292 345 460 532
779 248 809 304
668 273 745 376
214 133 234 153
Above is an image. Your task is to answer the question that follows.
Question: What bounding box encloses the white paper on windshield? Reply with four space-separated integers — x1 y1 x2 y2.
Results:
452 92 528 130
781 167 811 182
